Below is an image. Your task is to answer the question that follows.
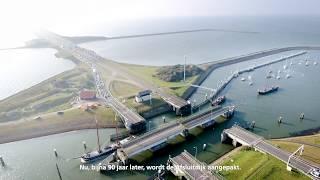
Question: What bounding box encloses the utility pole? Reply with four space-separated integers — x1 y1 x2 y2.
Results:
184 55 186 82
56 163 62 180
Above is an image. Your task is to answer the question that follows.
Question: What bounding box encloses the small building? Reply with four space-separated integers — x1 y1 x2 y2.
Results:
135 90 152 103
80 90 96 100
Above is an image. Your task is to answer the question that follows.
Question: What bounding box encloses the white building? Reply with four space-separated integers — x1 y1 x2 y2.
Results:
135 90 152 103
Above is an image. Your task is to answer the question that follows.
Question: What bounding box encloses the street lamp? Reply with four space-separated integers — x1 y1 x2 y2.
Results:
193 146 198 158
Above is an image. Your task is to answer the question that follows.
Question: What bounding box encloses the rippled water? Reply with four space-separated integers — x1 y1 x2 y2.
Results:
1 50 319 180
0 48 75 100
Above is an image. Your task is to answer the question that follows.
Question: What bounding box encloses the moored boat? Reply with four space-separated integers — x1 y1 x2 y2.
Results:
258 86 279 95
211 95 226 106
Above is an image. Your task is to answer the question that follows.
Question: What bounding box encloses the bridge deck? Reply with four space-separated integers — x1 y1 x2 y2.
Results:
158 92 189 108
224 125 319 177
109 97 145 124
170 151 219 180
119 107 231 159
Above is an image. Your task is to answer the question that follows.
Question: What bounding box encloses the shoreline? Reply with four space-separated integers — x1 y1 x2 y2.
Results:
0 113 123 145
1 45 320 144
0 125 116 145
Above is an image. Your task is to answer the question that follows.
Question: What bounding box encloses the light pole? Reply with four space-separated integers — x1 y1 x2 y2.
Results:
193 146 198 158
287 145 304 171
184 55 186 82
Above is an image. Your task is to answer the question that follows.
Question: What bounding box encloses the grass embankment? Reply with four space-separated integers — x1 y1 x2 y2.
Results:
109 80 169 114
0 63 94 122
122 64 199 97
270 134 320 164
0 61 126 143
0 106 121 144
219 148 309 180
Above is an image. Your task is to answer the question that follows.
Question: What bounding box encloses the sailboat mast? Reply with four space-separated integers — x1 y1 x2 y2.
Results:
95 115 101 152
115 113 119 145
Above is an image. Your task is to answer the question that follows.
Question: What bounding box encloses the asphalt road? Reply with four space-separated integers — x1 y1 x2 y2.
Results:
225 126 319 178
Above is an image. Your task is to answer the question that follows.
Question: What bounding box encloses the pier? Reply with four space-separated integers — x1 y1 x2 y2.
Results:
221 125 320 179
167 150 222 180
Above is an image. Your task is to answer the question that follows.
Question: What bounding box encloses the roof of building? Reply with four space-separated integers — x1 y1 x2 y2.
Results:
80 90 96 99
136 90 152 97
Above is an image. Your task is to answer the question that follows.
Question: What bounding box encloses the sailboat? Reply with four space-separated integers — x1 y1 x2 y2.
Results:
283 60 288 70
247 75 253 86
286 74 291 79
80 116 116 163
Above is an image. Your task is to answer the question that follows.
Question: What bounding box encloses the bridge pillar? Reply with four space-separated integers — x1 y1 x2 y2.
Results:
221 131 228 142
232 139 238 147
181 129 189 137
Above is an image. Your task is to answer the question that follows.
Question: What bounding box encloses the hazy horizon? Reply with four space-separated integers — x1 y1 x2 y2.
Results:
0 0 320 48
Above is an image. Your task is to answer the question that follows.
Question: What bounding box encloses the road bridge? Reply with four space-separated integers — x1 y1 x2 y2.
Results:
157 91 191 116
37 30 147 133
112 106 235 165
168 150 222 180
222 125 320 179
38 30 191 116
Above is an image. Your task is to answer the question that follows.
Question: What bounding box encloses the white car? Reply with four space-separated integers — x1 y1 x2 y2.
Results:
310 168 320 178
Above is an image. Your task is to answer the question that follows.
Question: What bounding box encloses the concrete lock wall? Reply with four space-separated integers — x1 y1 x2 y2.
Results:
232 139 238 147
221 132 228 142
181 129 189 137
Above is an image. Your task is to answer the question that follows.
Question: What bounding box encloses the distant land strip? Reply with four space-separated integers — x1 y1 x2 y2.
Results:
105 28 259 40
0 28 259 50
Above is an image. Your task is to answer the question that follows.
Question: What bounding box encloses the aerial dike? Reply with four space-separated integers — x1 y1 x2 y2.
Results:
141 46 320 119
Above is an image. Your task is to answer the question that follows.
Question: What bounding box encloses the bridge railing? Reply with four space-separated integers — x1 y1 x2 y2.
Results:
182 106 222 125
123 107 229 149
122 121 181 148
232 125 263 139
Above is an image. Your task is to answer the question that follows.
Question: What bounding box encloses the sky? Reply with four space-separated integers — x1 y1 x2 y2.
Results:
0 0 319 48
